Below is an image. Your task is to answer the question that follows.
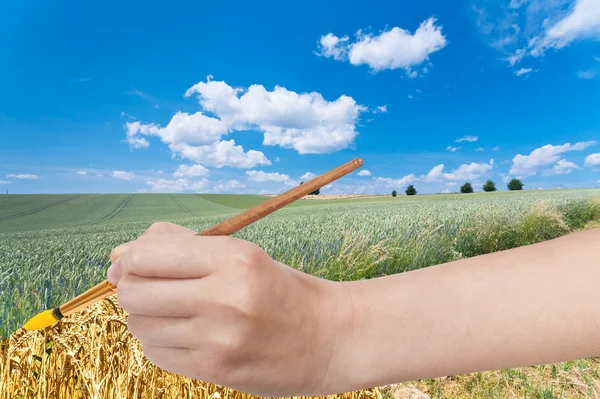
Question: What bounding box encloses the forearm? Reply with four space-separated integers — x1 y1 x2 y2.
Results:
333 228 600 392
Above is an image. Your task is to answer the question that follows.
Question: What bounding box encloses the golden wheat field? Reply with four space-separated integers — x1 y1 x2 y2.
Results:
0 295 384 399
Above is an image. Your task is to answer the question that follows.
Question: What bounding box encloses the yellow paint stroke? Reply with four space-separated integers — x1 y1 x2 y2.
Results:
22 309 58 331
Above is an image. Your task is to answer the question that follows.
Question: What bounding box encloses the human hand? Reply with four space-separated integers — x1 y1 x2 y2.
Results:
107 222 354 397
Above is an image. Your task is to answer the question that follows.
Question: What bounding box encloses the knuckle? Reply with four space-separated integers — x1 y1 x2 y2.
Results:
126 314 144 339
234 241 269 269
109 247 119 262
146 221 173 234
127 314 140 338
124 241 145 273
221 325 248 352
116 279 134 311
229 274 262 319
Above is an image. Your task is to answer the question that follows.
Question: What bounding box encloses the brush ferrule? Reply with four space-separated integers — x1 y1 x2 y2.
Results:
52 307 64 321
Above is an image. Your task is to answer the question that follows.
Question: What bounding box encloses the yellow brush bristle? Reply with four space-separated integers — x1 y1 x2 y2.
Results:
22 309 59 331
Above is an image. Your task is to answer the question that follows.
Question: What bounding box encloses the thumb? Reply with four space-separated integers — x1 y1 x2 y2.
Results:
107 241 133 286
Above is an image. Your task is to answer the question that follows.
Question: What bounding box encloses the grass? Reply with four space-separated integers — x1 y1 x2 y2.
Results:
1 189 600 398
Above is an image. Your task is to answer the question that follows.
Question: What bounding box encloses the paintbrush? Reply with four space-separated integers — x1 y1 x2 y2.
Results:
21 158 364 331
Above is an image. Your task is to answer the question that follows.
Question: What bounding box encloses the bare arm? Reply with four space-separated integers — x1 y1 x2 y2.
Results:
325 228 600 393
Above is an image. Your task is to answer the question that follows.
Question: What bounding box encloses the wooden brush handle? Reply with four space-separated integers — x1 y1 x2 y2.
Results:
58 158 363 317
198 158 363 236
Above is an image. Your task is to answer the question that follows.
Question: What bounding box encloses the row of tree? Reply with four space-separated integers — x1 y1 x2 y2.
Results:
391 178 524 196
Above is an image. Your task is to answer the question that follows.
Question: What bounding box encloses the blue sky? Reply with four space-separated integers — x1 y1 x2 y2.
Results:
1 0 599 194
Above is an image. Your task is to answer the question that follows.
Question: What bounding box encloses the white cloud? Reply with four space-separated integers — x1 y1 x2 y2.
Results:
169 140 270 168
317 18 447 77
375 174 418 187
317 33 350 60
212 180 245 193
246 170 290 183
515 68 537 76
510 141 596 176
121 111 136 120
375 105 388 113
542 159 579 175
126 88 150 99
530 0 600 57
76 171 87 175
125 77 368 162
584 153 600 166
421 161 494 184
173 164 210 178
112 171 136 180
146 178 209 193
509 0 527 9
447 146 459 152
476 147 485 152
423 164 445 182
408 95 414 99
126 112 228 148
6 174 40 180
506 48 527 66
456 135 478 143
442 159 494 181
183 77 366 155
476 0 600 66
577 70 597 79
357 170 372 176
125 136 150 150
577 57 600 79
0 180 12 184
493 146 501 151
300 172 317 180
284 179 301 187
96 174 103 177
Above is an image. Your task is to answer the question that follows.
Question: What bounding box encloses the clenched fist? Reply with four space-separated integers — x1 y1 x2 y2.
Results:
106 222 354 397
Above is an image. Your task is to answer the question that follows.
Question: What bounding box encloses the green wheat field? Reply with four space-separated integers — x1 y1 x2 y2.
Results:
1 190 600 398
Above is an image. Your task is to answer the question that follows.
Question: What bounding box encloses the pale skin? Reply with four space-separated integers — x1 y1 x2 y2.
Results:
107 222 600 397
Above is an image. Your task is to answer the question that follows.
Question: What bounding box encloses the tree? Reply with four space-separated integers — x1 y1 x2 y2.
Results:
460 182 474 193
405 185 417 196
507 178 524 191
300 181 320 195
392 190 397 197
483 180 496 192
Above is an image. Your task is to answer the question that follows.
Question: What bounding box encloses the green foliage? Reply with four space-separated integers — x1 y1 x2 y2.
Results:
391 190 397 197
405 185 417 196
461 182 474 193
483 180 496 192
558 199 600 229
508 178 524 190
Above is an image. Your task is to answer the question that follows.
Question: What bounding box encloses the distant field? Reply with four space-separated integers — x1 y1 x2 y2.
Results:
0 193 356 233
2 189 600 398
0 190 591 233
